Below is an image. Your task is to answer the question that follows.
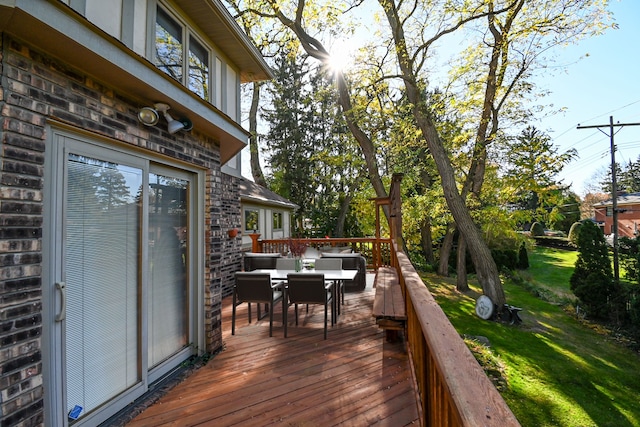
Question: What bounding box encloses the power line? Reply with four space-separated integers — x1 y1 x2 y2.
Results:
577 116 640 282
550 98 640 147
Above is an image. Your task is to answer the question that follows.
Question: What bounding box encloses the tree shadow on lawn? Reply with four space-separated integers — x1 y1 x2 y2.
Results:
502 330 639 427
423 273 640 427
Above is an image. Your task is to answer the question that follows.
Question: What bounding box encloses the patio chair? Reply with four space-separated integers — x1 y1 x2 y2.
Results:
285 273 333 339
314 258 345 313
276 258 297 270
243 252 281 271
232 272 283 337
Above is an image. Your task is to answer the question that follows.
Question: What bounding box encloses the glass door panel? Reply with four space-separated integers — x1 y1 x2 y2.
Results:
148 173 189 367
65 154 143 417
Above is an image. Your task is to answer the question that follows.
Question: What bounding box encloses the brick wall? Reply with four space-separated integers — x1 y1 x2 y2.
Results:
220 173 243 298
0 34 241 425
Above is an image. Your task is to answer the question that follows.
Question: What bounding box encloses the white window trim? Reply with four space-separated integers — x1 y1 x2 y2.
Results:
151 0 241 112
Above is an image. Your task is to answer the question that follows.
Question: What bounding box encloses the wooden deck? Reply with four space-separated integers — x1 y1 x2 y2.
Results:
125 276 420 426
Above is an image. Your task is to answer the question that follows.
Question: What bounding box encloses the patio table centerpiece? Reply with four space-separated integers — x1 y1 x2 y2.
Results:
287 237 308 272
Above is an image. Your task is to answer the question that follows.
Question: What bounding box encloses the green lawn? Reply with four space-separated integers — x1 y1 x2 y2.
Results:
422 246 640 427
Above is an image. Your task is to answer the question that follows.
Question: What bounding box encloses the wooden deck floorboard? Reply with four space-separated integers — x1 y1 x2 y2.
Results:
124 276 420 426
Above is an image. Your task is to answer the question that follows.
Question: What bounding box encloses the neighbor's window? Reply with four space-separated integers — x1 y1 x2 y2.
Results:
245 209 259 232
273 212 283 230
155 7 183 81
606 206 613 217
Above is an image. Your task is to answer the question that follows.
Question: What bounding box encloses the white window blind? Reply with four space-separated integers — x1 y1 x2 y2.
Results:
65 155 141 414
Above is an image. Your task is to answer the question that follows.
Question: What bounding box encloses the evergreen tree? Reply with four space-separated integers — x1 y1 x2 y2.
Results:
517 242 529 270
262 49 365 236
570 221 615 319
502 126 577 227
95 162 132 210
617 156 640 193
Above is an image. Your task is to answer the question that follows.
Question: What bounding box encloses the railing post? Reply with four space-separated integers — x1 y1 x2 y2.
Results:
249 233 261 253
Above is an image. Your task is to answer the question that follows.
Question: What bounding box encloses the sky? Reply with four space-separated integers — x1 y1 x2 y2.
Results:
241 0 640 198
533 0 640 196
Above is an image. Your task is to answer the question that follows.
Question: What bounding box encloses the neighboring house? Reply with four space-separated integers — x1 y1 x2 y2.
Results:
593 192 640 238
238 177 298 249
0 1 273 426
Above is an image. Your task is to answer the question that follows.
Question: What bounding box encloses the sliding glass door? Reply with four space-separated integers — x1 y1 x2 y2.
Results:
45 132 201 426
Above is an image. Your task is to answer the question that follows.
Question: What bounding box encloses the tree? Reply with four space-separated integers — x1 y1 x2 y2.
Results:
95 163 132 210
570 220 615 319
378 0 508 304
616 155 640 193
263 50 366 236
440 0 609 290
501 126 577 228
225 0 296 187
262 51 316 232
233 0 612 307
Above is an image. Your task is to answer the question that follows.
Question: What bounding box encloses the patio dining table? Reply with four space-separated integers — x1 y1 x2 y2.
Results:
251 268 357 324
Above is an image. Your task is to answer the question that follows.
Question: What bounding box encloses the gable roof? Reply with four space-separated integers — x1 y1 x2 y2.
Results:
238 177 298 210
593 192 640 207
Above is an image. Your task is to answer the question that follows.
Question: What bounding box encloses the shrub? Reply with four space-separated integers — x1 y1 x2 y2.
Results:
568 221 582 246
530 222 545 237
517 242 529 269
491 248 518 271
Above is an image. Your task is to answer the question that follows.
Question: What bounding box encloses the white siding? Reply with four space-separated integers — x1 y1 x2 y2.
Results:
226 64 237 120
86 0 123 39
132 0 148 55
215 58 223 109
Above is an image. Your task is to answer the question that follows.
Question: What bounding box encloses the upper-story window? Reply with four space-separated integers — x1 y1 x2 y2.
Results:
155 7 183 81
188 36 209 99
154 4 236 119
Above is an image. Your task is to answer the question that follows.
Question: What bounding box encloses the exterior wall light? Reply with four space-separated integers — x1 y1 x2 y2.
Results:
154 103 193 134
137 103 193 134
137 106 159 126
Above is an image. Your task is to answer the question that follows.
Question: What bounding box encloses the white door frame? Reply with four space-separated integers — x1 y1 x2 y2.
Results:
42 127 205 426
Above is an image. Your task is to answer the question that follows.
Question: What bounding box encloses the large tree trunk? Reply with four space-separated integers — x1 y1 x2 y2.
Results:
333 192 353 237
419 114 504 304
436 1 525 293
381 0 506 306
438 225 455 276
420 217 434 265
456 235 470 292
249 82 267 187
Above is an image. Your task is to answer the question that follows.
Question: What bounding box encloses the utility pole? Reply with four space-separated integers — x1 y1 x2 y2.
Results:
577 116 640 282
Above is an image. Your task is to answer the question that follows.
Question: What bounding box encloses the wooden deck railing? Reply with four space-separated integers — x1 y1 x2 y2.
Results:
252 237 520 426
390 241 520 426
255 237 393 270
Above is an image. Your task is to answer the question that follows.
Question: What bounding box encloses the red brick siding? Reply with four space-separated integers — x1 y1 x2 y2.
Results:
594 204 640 237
